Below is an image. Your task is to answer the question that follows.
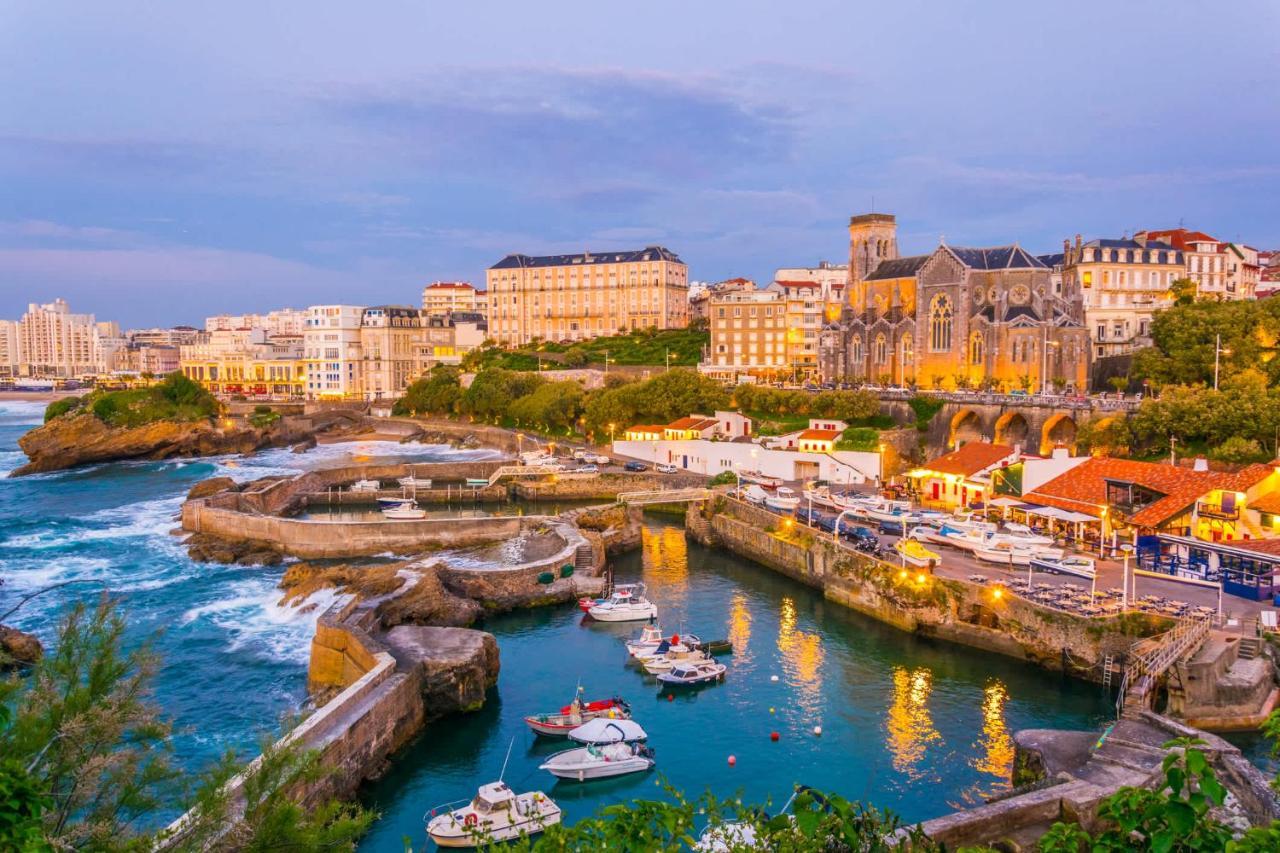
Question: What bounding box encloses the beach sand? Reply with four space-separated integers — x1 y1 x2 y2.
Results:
0 390 78 403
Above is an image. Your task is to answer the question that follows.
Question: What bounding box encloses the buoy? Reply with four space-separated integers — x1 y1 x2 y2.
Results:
769 706 775 714
728 755 736 766
672 634 680 645
667 693 674 702
607 709 616 718
770 675 779 682
770 731 779 741
813 725 823 736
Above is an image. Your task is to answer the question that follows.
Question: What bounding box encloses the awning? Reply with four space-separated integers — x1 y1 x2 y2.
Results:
1018 504 1099 523
987 497 1023 508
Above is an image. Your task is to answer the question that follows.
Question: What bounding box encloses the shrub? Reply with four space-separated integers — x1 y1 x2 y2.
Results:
1210 436 1268 464
708 470 737 486
43 396 83 422
835 426 880 451
91 396 119 422
907 396 944 431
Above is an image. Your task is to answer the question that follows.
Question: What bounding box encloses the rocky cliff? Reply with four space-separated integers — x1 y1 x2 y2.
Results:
1 624 43 668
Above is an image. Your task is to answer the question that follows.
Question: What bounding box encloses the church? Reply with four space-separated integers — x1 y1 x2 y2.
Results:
818 213 1089 392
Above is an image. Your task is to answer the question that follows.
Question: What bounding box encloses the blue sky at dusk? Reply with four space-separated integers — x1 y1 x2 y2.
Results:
2 0 1278 327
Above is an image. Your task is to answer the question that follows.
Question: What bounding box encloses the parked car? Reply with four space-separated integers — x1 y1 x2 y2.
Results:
574 465 599 474
656 463 678 474
592 454 611 465
624 461 648 472
1009 389 1029 397
572 450 588 461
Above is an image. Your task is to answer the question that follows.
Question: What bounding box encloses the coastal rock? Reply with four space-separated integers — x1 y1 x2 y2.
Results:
186 476 239 501
382 625 500 716
278 560 482 627
186 532 282 566
291 436 317 453
0 624 43 668
376 564 483 628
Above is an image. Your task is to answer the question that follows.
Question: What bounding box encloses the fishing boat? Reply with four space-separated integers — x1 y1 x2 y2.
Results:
624 624 666 657
523 692 631 737
656 660 727 687
893 538 940 568
739 470 784 488
587 583 658 622
741 484 769 505
381 500 427 520
539 741 656 782
425 782 561 848
1029 554 1097 579
349 478 379 493
764 486 801 511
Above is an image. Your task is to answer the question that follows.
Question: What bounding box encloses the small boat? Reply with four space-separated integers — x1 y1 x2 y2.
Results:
578 595 606 612
382 500 426 520
425 782 561 848
802 487 841 511
464 477 490 488
656 660 726 687
624 624 666 657
398 476 433 488
568 717 649 744
974 542 1063 566
741 484 769 505
764 486 801 511
1030 554 1097 579
377 495 413 508
739 470 784 488
349 479 379 493
894 539 940 568
936 526 993 552
587 583 658 622
539 741 655 782
639 641 709 674
523 692 631 737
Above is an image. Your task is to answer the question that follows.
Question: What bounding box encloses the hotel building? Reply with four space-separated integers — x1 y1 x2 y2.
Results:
422 282 486 319
699 288 789 383
359 306 422 401
486 246 688 345
180 329 306 398
304 305 366 399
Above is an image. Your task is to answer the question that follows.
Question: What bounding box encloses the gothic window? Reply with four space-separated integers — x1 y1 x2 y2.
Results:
874 333 887 364
900 333 914 365
968 331 984 364
851 335 863 364
929 294 953 352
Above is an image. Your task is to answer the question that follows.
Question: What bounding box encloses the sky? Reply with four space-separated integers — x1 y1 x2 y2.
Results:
2 0 1278 328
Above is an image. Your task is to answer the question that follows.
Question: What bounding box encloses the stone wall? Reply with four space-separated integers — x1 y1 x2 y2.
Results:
694 497 1171 681
511 471 704 501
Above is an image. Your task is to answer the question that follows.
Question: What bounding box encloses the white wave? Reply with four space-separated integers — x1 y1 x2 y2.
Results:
181 575 349 665
0 400 49 426
0 449 26 477
5 495 184 549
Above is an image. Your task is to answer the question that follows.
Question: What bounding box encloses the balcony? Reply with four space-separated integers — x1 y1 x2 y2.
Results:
1196 501 1239 521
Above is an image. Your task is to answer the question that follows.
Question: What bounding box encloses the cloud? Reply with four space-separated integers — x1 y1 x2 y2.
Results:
0 219 138 245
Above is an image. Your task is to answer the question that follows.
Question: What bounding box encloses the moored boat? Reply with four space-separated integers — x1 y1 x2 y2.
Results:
1029 554 1097 579
523 692 631 737
398 476 433 489
350 478 379 493
656 660 727 687
764 486 801 511
587 583 658 622
741 484 769 505
382 500 426 520
739 470 784 488
893 538 940 568
624 624 666 657
539 741 655 782
425 782 561 848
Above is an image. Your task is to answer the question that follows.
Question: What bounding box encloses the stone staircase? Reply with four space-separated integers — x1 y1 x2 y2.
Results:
574 543 594 572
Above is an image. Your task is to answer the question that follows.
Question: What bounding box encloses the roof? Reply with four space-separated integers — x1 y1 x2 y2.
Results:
774 280 822 289
627 424 667 434
865 255 930 281
491 246 683 270
921 441 1016 478
798 429 841 442
1140 229 1219 251
1038 252 1065 268
946 245 1047 270
1026 458 1274 527
424 281 476 290
666 417 718 431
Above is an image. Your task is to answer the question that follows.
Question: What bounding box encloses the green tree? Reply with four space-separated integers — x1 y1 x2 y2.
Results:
43 396 83 422
1108 375 1130 395
583 369 729 438
508 381 586 432
1210 436 1267 464
393 366 462 416
1170 276 1198 305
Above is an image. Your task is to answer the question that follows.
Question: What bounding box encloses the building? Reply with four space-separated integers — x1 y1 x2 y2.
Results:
766 280 840 380
422 282 486 319
625 411 752 443
0 320 19 379
773 261 848 303
820 213 1090 392
180 329 306 398
359 306 421 401
1059 235 1184 358
204 309 307 336
612 435 880 485
304 305 366 399
127 326 204 348
795 428 840 453
765 418 849 450
907 441 1020 510
16 299 106 379
486 246 688 345
699 288 788 383
420 313 488 366
111 345 181 376
689 277 754 323
1136 228 1256 302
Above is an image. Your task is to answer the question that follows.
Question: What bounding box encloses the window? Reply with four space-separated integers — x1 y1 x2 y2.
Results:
929 294 953 352
874 333 887 364
968 331 984 364
900 333 914 365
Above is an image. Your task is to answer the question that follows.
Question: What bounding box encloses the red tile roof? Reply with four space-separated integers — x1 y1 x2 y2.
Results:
798 429 841 442
1141 228 1219 251
921 442 1016 478
775 280 822 289
425 281 476 290
1026 457 1273 527
666 417 718 431
627 424 667 434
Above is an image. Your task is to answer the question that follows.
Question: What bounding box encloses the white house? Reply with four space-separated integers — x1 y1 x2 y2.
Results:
612 438 880 485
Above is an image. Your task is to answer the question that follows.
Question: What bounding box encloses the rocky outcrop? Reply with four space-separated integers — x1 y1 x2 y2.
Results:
278 560 482 627
383 625 500 716
185 532 283 566
186 476 239 501
1 624 43 668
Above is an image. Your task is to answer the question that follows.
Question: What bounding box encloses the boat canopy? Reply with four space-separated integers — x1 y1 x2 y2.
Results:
568 718 648 744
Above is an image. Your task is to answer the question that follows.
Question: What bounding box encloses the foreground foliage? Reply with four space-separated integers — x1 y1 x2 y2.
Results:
42 373 220 429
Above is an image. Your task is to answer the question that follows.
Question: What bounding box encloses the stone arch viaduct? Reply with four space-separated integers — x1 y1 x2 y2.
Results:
878 393 1140 456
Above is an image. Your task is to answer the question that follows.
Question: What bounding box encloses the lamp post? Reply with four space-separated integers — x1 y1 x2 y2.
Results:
1213 334 1230 390
665 348 671 373
608 422 616 443
1120 543 1134 611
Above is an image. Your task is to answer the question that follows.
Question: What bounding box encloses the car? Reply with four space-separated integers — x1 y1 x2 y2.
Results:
624 461 648 472
841 524 879 544
1009 389 1029 397
574 465 599 474
572 450 588 461
592 454 611 465
656 463 678 474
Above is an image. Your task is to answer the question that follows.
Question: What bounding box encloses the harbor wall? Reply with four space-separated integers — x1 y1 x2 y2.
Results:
692 497 1173 681
511 472 702 501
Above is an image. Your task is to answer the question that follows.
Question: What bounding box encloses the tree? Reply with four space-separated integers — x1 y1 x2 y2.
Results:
508 381 585 432
1210 436 1267 464
584 370 729 438
458 369 544 421
1108 375 1130 395
561 348 588 368
393 366 462 416
1170 276 1198 305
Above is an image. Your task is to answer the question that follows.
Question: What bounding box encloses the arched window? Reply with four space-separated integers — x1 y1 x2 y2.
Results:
850 335 863 365
874 333 888 364
969 331 984 364
900 333 914 365
929 294 953 352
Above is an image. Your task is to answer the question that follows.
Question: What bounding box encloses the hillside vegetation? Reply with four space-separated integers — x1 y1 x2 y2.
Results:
43 373 220 429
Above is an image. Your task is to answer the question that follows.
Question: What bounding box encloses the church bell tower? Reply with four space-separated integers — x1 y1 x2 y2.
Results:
847 213 899 306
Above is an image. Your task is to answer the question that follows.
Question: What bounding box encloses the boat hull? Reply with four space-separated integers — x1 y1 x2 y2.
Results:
765 498 800 511
427 806 561 848
588 603 658 622
540 747 654 781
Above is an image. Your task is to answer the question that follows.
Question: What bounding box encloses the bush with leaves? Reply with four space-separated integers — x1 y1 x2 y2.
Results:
42 396 83 422
393 366 462 416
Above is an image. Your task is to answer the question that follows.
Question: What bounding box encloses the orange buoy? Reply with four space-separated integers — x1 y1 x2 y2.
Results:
770 731 779 742
728 755 736 766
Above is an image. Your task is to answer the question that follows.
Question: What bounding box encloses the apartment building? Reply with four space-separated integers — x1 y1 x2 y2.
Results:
180 329 306 398
0 320 19 379
1060 236 1183 358
768 280 831 379
359 306 421 401
689 278 754 323
205 309 307 336
773 261 848 303
420 313 487 366
1137 228 1256 301
486 246 688 346
16 299 104 379
304 305 365 399
422 282 486 319
111 345 180 376
699 289 788 383
128 326 204 348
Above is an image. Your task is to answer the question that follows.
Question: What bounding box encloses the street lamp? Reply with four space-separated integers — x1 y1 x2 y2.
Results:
1120 543 1134 611
1213 334 1230 391
608 422 616 443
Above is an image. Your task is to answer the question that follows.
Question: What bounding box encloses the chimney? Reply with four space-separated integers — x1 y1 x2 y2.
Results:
1075 234 1082 249
1193 457 1209 472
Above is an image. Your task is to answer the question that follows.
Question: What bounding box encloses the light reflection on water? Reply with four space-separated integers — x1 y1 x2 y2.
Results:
886 667 942 781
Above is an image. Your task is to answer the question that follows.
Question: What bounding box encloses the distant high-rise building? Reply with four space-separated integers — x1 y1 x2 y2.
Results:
204 309 307 336
486 246 688 345
16 299 107 379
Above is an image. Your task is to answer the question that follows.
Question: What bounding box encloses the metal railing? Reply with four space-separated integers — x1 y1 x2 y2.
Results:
617 488 712 506
1115 614 1213 717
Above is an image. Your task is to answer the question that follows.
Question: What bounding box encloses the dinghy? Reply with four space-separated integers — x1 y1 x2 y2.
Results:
523 692 631 737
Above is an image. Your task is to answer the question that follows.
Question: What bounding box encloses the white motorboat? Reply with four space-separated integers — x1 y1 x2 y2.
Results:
425 782 561 848
741 485 769 505
860 498 914 523
381 500 426 520
568 717 649 744
587 583 658 622
539 741 656 782
974 542 1063 567
764 486 801 511
350 478 379 493
398 476 433 489
739 470 784 488
624 624 666 658
1029 554 1097 579
639 642 709 674
802 487 841 511
934 525 992 552
998 523 1054 547
656 660 726 687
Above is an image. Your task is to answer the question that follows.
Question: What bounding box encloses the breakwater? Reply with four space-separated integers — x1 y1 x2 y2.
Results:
690 496 1172 681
